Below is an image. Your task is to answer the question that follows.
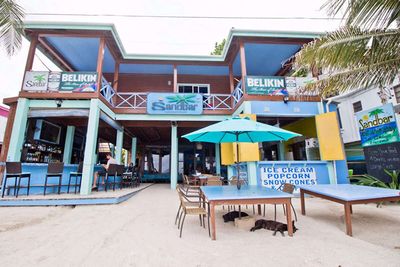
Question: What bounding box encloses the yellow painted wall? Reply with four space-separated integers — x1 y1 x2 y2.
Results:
220 114 260 165
315 112 345 160
283 117 317 139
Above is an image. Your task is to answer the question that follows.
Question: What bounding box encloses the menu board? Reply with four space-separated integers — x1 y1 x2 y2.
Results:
363 142 400 183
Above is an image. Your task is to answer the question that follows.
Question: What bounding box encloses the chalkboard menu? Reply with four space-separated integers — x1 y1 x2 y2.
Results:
363 142 400 183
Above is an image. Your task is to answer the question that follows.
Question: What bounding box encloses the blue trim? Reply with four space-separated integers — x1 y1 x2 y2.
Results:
251 101 320 117
0 184 153 207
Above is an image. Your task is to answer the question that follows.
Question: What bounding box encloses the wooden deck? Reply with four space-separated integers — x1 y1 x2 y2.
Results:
0 183 154 207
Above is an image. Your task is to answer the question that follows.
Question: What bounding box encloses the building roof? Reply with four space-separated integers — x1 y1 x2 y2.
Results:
24 22 321 76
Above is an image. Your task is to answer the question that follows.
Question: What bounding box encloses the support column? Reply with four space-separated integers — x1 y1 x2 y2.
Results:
215 144 221 175
239 40 247 93
80 99 100 195
278 142 285 161
227 165 234 180
243 102 258 185
7 98 30 161
170 123 178 189
131 137 137 165
63 126 75 164
115 128 124 164
96 37 106 96
173 64 178 92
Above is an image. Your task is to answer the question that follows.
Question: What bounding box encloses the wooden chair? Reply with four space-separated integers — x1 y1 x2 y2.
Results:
174 185 201 225
67 162 83 194
44 162 64 195
176 186 210 238
2 162 31 198
264 183 298 221
182 173 198 186
206 179 222 186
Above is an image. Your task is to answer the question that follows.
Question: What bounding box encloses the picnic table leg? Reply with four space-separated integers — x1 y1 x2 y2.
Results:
300 189 306 215
257 204 262 215
285 200 293 237
344 202 353 236
210 202 216 240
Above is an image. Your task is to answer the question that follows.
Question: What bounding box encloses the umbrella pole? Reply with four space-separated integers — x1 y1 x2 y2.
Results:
235 133 241 190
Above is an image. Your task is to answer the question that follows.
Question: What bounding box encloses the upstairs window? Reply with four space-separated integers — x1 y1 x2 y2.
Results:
394 85 400 104
177 83 210 94
352 101 362 113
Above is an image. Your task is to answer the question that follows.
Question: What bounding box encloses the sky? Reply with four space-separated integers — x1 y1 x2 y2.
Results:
0 0 343 103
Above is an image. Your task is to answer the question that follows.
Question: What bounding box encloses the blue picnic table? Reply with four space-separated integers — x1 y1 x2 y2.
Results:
297 184 400 236
200 185 293 240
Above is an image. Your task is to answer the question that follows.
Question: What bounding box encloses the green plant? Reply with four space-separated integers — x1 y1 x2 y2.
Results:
352 169 399 206
352 169 399 189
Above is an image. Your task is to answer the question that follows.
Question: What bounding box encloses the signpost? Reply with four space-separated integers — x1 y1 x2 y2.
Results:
59 72 97 92
147 93 203 115
356 103 400 147
260 166 317 189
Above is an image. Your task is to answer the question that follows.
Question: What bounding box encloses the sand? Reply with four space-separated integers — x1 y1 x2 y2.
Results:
0 184 399 267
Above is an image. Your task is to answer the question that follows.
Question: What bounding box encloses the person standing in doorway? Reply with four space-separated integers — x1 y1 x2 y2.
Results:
92 153 118 191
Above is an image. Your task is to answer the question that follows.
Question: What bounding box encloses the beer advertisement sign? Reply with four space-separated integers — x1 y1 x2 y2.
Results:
59 72 97 92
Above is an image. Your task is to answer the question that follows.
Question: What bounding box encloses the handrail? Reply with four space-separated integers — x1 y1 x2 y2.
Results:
100 76 116 106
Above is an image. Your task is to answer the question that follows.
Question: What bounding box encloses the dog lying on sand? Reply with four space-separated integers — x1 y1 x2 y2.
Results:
250 219 298 236
222 211 249 222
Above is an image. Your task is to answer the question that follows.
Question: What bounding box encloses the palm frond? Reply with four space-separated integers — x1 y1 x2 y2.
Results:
0 0 25 56
323 0 400 29
295 27 400 96
296 27 400 70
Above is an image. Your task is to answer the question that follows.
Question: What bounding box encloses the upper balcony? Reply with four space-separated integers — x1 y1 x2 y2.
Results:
14 23 320 114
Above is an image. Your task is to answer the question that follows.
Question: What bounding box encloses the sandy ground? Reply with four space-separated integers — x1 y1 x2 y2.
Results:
0 184 399 267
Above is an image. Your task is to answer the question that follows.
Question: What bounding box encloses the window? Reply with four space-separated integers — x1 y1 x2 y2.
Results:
336 107 343 129
352 101 362 113
394 85 400 104
177 83 210 94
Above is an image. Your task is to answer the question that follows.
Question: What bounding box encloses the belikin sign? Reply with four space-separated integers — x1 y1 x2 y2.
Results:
260 166 317 189
147 93 203 115
59 72 97 92
246 76 287 95
356 103 400 147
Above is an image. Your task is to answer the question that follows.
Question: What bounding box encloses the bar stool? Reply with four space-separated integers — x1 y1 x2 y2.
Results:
2 162 31 198
67 162 83 194
44 162 64 196
104 164 118 192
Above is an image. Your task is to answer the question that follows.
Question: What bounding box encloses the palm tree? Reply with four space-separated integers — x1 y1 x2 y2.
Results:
0 0 25 56
368 108 384 120
295 0 400 97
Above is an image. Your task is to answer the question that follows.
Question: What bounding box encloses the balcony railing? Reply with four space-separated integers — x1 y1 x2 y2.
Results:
100 76 116 106
115 93 148 109
113 90 245 111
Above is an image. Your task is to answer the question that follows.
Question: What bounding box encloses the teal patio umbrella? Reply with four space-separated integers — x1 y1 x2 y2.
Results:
182 117 301 189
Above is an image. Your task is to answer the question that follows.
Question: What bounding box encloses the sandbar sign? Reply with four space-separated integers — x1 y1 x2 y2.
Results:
22 71 49 91
356 103 400 147
147 93 203 115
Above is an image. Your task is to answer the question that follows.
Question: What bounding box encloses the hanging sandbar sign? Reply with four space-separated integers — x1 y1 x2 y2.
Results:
260 166 317 189
22 71 49 91
356 103 400 147
245 76 287 95
59 72 98 92
147 93 203 115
